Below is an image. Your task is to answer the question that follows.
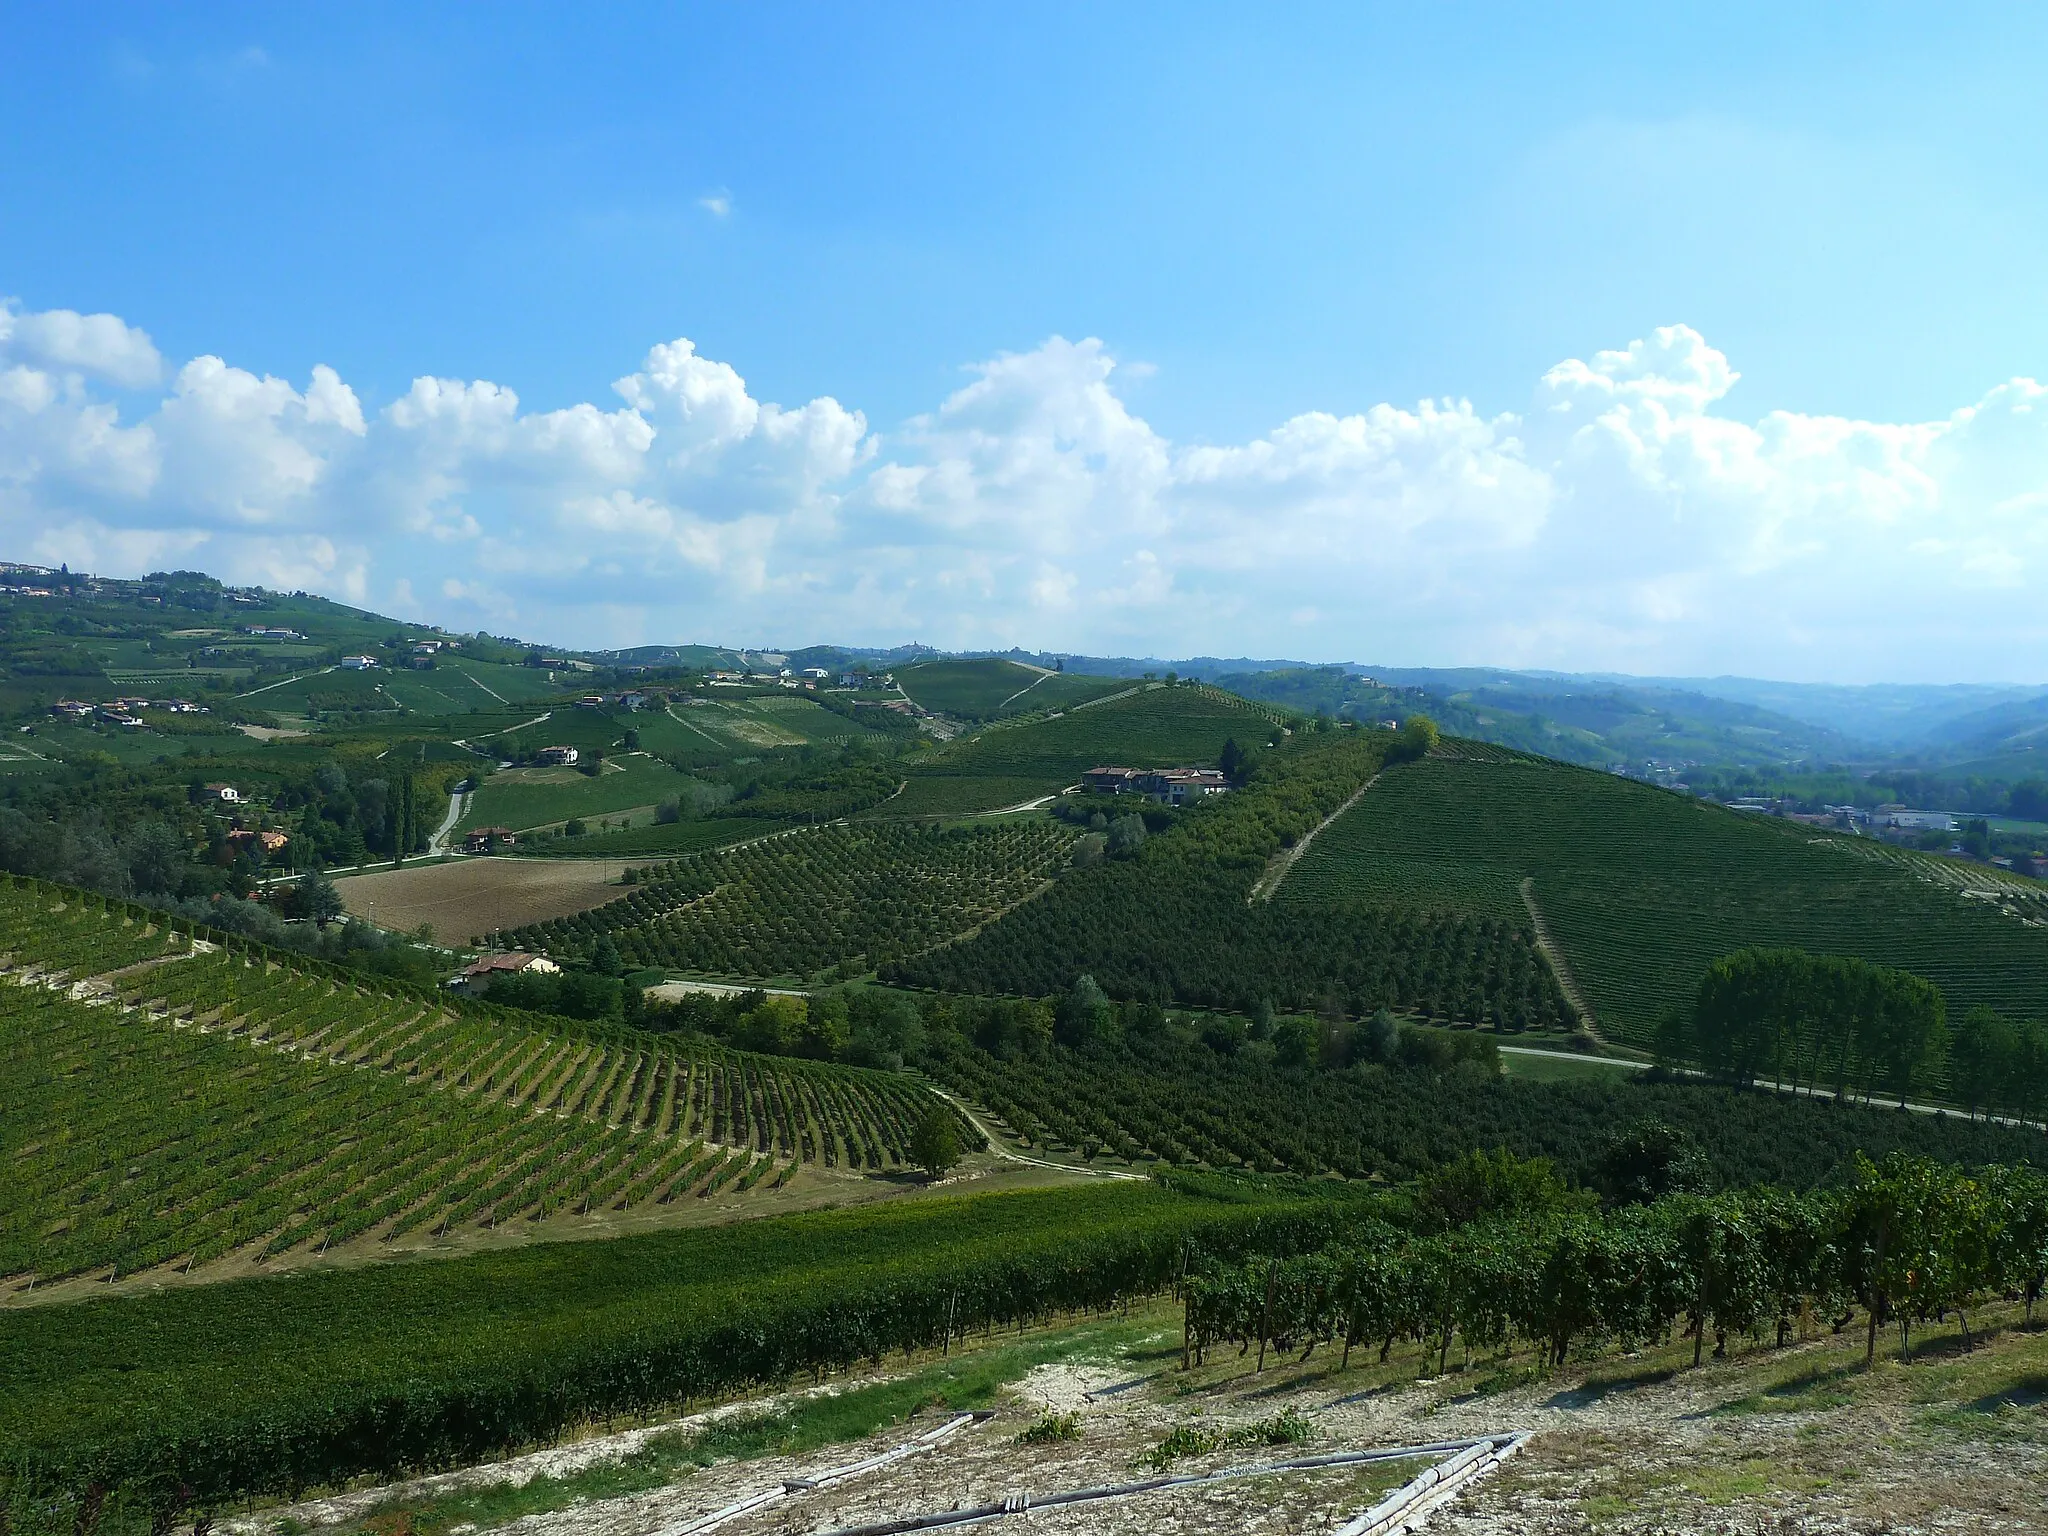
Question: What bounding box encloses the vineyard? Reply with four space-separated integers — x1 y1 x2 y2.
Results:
888 729 1572 1027
884 684 1274 812
892 658 1127 720
0 877 970 1283
0 1180 1340 1533
916 1026 2042 1184
1282 750 2048 1044
1183 1154 2048 1381
504 820 1075 979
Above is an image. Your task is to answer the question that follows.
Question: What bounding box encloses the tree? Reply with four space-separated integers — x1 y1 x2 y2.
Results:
1950 1006 2016 1118
1055 974 1114 1047
1106 814 1147 857
1594 1118 1709 1208
291 870 346 926
1394 715 1440 762
909 1105 963 1181
590 935 624 976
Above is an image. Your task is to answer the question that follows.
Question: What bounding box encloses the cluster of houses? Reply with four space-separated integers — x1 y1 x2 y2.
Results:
241 625 304 640
52 697 207 726
574 691 651 709
1081 765 1230 806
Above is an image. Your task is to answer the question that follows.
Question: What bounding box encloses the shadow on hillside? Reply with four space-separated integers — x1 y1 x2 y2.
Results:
1546 1363 1677 1410
1965 1375 2048 1415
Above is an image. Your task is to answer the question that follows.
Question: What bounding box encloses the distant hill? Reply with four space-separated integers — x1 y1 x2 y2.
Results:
893 657 1127 722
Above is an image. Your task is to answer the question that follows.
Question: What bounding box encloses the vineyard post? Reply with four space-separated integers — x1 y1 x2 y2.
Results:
1255 1261 1277 1372
1182 1289 1191 1372
944 1292 957 1357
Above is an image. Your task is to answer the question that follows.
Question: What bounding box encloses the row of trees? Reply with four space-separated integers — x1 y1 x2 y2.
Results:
1662 948 2048 1120
1186 1152 2048 1374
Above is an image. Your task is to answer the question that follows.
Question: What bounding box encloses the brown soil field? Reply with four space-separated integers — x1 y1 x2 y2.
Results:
335 856 636 942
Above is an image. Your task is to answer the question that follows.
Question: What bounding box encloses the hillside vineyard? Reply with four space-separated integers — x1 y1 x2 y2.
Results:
503 820 1075 977
0 878 971 1282
1281 745 2048 1044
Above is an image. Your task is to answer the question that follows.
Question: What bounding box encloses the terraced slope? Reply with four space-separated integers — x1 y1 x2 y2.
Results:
0 879 965 1285
1282 745 2048 1044
505 820 1075 979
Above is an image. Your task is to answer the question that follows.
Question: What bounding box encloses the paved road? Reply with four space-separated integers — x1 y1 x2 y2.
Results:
1499 1042 2044 1131
426 788 469 856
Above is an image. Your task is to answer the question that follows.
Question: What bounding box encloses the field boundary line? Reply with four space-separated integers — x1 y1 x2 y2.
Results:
237 664 333 699
1249 771 1380 904
1519 876 1599 1037
1070 683 1142 711
455 667 510 704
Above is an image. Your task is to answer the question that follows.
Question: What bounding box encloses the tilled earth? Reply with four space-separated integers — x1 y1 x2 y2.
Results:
264 1310 2048 1536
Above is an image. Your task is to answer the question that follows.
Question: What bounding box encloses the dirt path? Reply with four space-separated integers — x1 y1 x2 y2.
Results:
1248 772 1379 903
237 664 332 698
996 664 1056 710
1518 876 1597 1035
922 1085 1144 1181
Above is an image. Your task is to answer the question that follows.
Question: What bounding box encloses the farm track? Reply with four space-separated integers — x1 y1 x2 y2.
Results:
1517 877 1598 1035
1249 772 1379 903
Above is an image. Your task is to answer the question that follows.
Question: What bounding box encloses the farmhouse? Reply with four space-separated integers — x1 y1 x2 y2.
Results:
226 828 290 854
464 826 517 853
1082 765 1229 805
338 655 378 670
203 783 243 804
534 745 580 766
453 951 560 994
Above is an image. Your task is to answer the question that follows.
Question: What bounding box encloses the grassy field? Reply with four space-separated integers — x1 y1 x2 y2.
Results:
894 658 1127 719
1282 747 2048 1044
335 857 640 939
0 876 958 1286
460 754 699 832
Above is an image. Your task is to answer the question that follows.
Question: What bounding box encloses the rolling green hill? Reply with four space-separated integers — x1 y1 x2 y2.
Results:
1281 743 2048 1045
886 682 1277 813
894 658 1127 720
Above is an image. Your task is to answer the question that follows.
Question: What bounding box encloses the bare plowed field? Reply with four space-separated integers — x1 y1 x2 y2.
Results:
335 858 635 942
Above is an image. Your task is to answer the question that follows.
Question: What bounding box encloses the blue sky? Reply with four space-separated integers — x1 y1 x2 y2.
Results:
4 5 2048 680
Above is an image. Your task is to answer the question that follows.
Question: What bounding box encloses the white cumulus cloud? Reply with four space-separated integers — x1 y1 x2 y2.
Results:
0 301 2045 681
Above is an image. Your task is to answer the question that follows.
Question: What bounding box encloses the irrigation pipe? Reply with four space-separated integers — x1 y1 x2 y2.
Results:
1333 1432 1529 1536
656 1412 990 1536
808 1433 1529 1536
